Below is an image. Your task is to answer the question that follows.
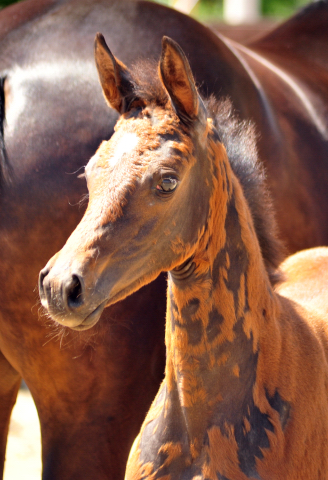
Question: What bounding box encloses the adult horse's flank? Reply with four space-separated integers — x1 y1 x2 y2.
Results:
41 35 328 479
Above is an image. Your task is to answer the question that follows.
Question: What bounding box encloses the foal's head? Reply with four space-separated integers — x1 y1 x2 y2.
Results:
39 35 281 330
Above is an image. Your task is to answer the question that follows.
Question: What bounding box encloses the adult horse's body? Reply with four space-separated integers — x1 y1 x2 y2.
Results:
1 0 328 478
40 34 328 479
237 0 328 251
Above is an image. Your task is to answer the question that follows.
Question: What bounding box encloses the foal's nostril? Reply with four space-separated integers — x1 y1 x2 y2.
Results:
65 274 84 309
38 268 49 298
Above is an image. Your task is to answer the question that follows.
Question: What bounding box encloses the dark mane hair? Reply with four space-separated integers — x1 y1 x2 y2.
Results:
130 61 285 284
205 97 284 284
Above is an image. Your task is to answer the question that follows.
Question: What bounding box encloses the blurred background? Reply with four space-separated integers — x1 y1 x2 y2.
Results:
0 0 313 46
154 0 310 21
0 0 312 21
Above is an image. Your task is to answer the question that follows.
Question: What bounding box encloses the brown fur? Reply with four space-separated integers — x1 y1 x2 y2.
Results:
127 60 284 284
86 38 328 480
43 34 328 479
35 2 328 478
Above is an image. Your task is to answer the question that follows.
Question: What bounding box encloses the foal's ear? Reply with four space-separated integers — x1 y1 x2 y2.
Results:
159 37 204 124
94 33 134 114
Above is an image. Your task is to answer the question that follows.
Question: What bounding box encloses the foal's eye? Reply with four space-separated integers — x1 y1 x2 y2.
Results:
156 177 178 193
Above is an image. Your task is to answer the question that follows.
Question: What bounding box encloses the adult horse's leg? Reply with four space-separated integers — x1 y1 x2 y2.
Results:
0 350 21 478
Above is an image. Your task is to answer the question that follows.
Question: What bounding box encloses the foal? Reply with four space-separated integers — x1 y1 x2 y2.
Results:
41 34 328 479
122 40 328 480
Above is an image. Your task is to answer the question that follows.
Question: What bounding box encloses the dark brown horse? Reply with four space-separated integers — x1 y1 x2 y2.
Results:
233 0 328 251
41 34 328 479
2 0 328 478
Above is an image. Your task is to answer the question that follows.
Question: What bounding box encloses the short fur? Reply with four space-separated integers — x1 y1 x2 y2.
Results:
130 60 284 283
43 33 328 480
119 39 328 480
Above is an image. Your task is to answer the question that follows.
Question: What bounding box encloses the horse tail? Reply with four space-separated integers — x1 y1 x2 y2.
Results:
0 76 12 187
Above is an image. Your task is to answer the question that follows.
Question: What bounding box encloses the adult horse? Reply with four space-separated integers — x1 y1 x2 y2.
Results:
40 33 328 479
1 0 328 478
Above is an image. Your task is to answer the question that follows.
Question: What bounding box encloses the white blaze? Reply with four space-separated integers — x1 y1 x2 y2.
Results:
108 132 139 168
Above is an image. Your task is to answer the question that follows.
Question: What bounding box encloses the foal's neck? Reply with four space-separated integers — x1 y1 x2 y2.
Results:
166 136 278 454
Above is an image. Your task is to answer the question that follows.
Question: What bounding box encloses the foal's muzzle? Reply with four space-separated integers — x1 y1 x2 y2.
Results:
39 266 105 330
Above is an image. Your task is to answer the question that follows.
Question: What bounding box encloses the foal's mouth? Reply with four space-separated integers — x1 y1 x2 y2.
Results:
69 273 155 330
70 300 108 331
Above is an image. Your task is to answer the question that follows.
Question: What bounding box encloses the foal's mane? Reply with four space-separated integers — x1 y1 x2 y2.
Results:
131 60 284 285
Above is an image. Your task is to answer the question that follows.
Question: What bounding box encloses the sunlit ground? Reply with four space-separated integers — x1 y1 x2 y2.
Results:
4 389 41 480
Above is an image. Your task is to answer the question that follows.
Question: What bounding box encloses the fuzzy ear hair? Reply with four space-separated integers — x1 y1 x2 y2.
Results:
159 36 204 124
94 33 134 114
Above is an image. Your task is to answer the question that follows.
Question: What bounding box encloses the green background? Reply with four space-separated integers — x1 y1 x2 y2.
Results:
0 0 312 21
